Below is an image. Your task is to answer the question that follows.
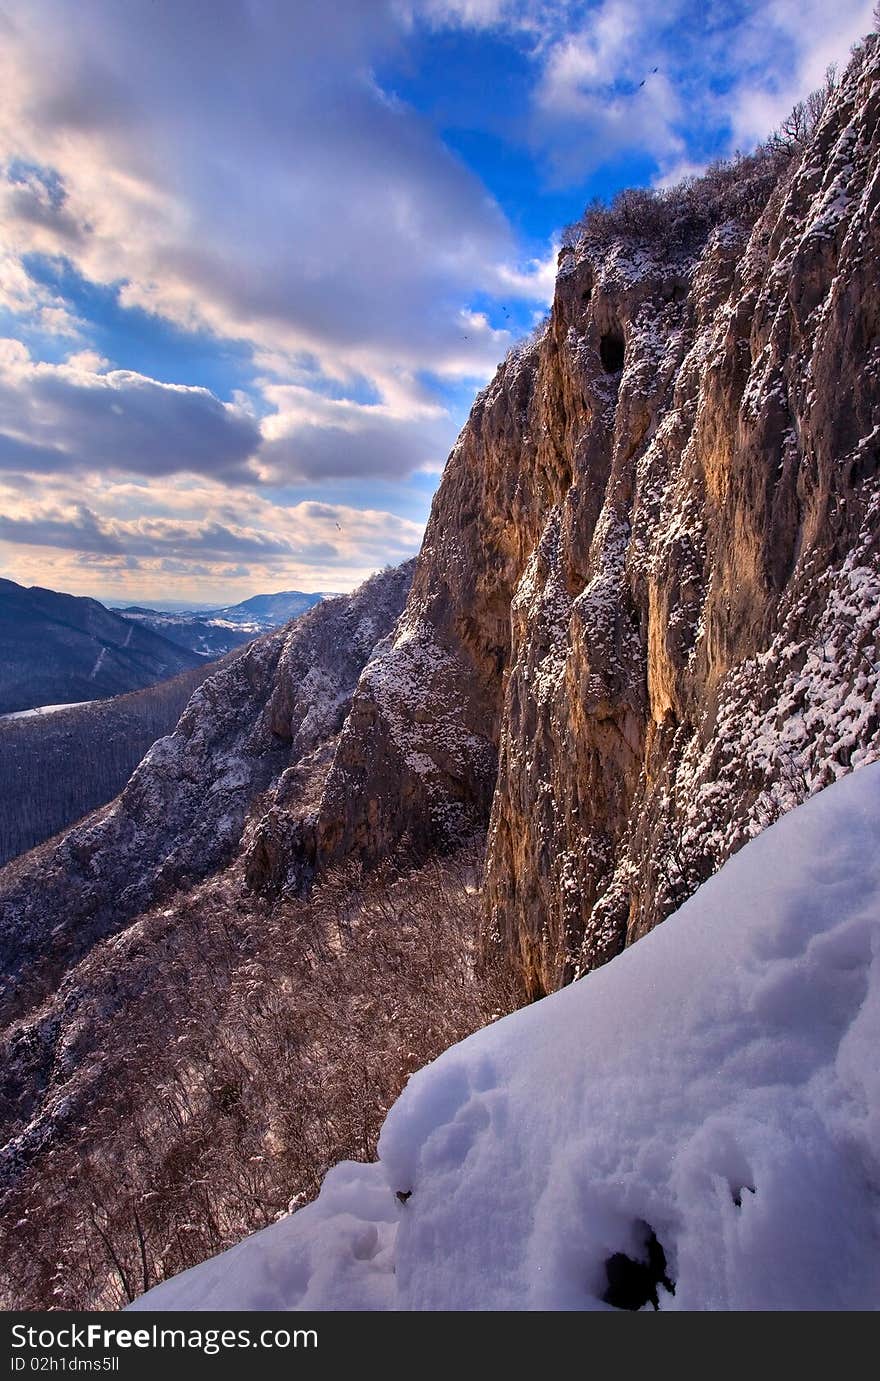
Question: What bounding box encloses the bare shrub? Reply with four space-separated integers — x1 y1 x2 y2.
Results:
561 68 842 256
562 147 788 255
767 65 839 155
0 843 519 1310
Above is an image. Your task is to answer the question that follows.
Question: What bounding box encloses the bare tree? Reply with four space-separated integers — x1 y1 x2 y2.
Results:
768 65 839 153
0 843 519 1310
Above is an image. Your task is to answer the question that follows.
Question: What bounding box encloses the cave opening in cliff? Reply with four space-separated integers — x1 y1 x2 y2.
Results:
600 329 625 374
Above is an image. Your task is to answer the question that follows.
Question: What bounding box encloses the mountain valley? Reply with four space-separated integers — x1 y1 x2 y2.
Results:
1 30 879 1313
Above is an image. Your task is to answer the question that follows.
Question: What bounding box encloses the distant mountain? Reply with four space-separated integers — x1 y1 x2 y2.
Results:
118 600 219 613
205 589 335 632
0 559 414 1039
0 578 204 715
115 608 253 658
116 590 336 652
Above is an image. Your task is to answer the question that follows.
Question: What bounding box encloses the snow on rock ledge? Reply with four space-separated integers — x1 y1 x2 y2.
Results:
131 763 880 1311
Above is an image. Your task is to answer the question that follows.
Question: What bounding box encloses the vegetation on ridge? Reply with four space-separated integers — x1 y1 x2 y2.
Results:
561 63 844 251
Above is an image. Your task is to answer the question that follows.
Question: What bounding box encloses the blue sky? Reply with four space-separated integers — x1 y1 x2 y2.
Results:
0 0 874 604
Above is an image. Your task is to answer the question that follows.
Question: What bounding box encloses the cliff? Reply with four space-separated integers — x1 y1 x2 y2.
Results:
312 36 880 996
3 37 880 1311
7 44 876 1029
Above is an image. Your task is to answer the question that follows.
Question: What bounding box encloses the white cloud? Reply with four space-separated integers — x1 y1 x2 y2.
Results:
65 347 109 372
727 0 876 148
0 342 465 486
537 1 642 112
0 476 425 600
0 0 569 566
1 0 876 599
0 2 539 386
404 0 513 28
0 246 84 337
492 243 559 304
418 0 876 185
256 379 453 483
0 342 261 481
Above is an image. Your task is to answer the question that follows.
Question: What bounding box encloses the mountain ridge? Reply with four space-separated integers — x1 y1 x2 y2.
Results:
0 577 204 714
114 589 335 656
0 562 415 1030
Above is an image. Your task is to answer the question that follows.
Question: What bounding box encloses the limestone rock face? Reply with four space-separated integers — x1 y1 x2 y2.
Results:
4 40 879 1061
3 45 880 1301
314 38 880 996
315 357 541 868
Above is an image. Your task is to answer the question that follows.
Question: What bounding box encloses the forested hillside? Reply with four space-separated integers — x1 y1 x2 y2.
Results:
0 665 214 867
0 578 203 714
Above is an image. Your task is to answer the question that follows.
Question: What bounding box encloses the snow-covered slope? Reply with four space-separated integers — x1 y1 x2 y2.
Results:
130 762 880 1312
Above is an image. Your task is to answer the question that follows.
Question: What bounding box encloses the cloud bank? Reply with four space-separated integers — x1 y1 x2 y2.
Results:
0 0 874 600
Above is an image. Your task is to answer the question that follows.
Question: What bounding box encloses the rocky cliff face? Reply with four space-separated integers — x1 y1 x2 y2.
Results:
6 49 876 1031
312 37 880 997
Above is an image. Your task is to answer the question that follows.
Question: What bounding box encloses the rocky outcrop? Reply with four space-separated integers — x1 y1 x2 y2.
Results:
0 563 413 1029
312 37 880 996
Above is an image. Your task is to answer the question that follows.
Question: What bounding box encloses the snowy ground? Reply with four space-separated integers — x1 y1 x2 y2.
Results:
131 764 880 1311
1 701 98 721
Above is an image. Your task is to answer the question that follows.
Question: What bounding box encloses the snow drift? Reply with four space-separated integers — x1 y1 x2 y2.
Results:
131 763 880 1311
